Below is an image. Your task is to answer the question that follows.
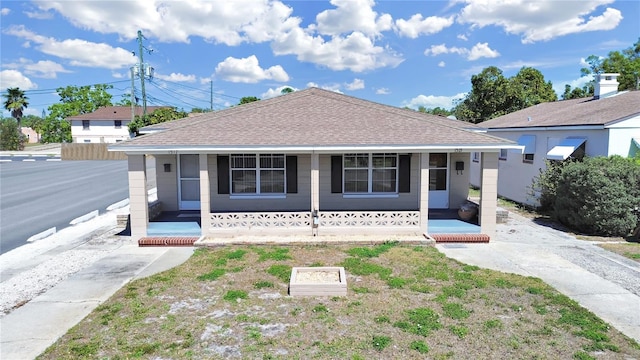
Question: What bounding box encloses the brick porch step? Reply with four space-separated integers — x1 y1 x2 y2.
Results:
138 237 199 247
430 233 490 243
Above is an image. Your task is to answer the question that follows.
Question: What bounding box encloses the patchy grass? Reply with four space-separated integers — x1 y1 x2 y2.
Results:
598 242 640 262
38 244 640 359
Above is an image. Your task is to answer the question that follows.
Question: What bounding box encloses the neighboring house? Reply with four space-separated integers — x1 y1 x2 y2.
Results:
68 106 166 143
21 127 39 143
470 74 640 206
110 88 519 241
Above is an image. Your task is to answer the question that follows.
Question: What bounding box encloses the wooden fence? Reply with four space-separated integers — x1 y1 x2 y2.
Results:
61 143 127 160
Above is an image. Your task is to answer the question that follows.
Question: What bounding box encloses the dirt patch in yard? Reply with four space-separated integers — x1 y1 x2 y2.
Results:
38 243 640 359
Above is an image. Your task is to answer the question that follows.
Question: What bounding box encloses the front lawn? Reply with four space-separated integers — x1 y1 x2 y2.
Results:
39 243 640 359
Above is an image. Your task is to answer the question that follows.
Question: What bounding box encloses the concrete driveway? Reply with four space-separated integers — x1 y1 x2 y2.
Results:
437 212 640 343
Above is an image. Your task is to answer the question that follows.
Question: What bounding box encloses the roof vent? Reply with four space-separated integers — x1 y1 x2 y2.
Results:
527 116 531 122
594 73 619 100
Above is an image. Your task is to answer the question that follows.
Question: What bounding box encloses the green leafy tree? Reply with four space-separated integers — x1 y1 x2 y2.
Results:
190 107 208 113
575 38 640 94
0 119 26 150
41 84 114 143
281 87 294 94
561 84 593 100
454 66 557 123
3 87 29 132
239 96 259 105
417 106 452 116
128 107 187 136
115 94 133 106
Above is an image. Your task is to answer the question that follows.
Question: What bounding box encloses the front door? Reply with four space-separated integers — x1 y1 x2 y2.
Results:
428 153 449 209
178 154 200 210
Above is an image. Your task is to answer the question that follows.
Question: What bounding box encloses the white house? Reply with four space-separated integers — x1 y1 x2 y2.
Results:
68 106 166 143
470 74 640 206
110 88 521 243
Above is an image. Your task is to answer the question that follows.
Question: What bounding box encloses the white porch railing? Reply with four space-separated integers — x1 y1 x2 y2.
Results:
208 211 421 237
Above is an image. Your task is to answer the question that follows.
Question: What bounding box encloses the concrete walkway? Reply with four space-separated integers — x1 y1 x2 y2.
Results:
437 212 640 343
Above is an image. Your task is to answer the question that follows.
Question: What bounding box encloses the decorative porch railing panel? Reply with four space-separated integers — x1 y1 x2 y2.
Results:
319 211 420 227
210 212 312 229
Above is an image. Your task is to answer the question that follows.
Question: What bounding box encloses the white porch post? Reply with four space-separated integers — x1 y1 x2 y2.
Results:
419 152 430 235
311 153 320 232
480 152 498 238
199 154 211 237
128 154 148 240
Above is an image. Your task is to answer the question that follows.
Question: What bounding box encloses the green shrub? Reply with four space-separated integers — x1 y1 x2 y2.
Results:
553 156 640 236
0 119 26 151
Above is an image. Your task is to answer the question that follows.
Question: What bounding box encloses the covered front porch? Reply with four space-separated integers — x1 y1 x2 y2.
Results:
128 151 498 244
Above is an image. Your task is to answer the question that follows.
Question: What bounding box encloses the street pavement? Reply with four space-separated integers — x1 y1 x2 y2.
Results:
0 208 638 359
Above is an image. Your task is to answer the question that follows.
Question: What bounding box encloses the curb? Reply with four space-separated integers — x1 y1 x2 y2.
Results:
70 210 99 225
26 227 57 242
106 199 129 211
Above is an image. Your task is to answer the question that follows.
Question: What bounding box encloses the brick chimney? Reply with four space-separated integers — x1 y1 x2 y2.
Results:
593 73 620 99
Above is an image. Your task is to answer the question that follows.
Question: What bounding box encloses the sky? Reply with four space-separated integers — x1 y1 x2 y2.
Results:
1 0 639 119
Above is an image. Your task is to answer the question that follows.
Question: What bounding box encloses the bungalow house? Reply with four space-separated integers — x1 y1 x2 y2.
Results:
109 88 519 243
68 106 166 143
469 74 640 206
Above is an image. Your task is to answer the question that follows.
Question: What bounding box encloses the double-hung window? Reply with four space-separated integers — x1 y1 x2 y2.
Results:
344 153 397 194
82 120 90 130
231 154 285 195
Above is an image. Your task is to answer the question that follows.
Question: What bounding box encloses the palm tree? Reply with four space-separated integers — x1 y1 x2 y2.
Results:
3 87 29 131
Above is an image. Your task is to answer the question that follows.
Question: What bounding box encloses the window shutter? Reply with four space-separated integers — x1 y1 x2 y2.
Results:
398 154 411 193
286 156 297 193
217 155 230 194
331 155 342 193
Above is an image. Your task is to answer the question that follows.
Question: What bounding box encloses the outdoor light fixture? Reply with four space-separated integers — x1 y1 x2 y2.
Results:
164 163 171 172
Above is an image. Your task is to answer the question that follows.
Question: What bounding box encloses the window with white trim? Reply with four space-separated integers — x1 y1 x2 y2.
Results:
114 120 122 129
82 120 90 130
230 154 285 195
344 153 397 193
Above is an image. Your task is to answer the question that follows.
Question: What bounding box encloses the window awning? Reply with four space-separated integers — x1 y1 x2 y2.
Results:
633 137 640 148
511 135 536 154
546 137 587 161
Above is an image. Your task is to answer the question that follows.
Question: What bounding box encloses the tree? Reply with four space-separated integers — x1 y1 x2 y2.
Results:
128 107 187 136
41 84 114 143
3 87 29 132
453 66 557 123
0 119 26 150
281 87 294 94
239 96 259 105
417 106 452 116
561 84 593 100
577 38 640 93
115 94 133 106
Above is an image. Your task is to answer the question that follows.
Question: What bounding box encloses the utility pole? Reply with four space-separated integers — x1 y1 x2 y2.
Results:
136 30 148 116
130 67 136 123
210 80 213 112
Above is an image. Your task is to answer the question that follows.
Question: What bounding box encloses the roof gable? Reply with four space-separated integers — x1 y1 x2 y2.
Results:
112 88 512 151
481 91 640 129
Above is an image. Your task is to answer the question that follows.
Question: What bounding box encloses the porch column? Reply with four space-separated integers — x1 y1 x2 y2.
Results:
310 152 320 213
479 152 498 238
128 154 148 240
199 154 211 237
419 152 430 235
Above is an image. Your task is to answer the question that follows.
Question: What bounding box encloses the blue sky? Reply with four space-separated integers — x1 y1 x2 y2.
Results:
1 0 638 118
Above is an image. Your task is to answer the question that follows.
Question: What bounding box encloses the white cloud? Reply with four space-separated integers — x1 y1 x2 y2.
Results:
4 58 70 79
438 61 446 67
345 78 365 91
35 0 404 73
1 8 10 15
306 82 343 93
25 10 53 19
457 0 622 43
155 72 197 82
375 87 390 95
4 26 135 69
0 70 37 90
395 14 454 38
403 92 467 110
215 55 289 83
552 74 594 98
424 42 499 61
312 0 393 37
468 42 500 60
261 85 299 99
273 29 404 72
457 33 468 41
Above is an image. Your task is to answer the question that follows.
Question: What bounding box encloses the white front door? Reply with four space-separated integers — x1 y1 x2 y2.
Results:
178 154 200 210
428 153 449 209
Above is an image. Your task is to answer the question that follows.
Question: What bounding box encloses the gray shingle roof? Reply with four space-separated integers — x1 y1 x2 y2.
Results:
480 91 640 129
111 88 512 151
67 106 168 121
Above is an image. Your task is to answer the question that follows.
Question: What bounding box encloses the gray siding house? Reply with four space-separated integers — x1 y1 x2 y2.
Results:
110 88 518 242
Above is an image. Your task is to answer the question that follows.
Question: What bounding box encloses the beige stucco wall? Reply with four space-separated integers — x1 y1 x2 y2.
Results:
449 152 470 209
155 154 178 211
